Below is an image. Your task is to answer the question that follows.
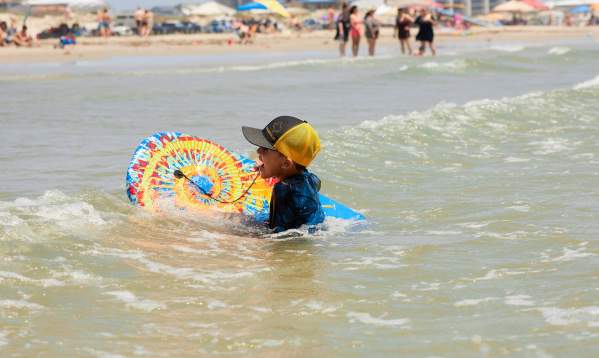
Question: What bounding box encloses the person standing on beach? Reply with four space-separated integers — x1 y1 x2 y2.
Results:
364 10 380 56
97 8 111 38
327 6 335 29
0 22 9 47
334 2 350 56
394 8 413 55
415 9 435 56
141 10 154 37
349 5 362 57
134 7 144 36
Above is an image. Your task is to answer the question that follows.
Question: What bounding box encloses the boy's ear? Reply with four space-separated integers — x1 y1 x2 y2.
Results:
281 157 294 169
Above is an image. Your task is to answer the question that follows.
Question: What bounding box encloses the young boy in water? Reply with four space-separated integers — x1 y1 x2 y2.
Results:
242 116 325 233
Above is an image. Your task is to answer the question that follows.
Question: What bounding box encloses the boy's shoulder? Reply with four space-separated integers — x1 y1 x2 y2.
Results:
274 171 321 205
279 170 320 190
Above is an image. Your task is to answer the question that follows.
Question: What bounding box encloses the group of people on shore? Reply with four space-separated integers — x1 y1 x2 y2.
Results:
334 3 436 57
96 7 154 38
133 7 154 37
0 19 33 47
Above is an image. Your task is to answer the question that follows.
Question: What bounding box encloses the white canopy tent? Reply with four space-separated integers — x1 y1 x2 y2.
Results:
350 0 385 10
23 0 107 9
180 1 236 16
493 0 536 12
544 0 599 7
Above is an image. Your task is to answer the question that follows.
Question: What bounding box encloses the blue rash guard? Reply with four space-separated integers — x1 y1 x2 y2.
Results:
268 170 325 233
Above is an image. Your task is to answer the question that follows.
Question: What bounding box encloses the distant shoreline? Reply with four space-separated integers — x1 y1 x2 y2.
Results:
1 27 597 65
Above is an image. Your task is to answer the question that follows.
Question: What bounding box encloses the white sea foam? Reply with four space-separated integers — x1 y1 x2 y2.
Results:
104 291 165 312
333 256 404 270
474 268 528 281
83 348 128 358
347 312 410 327
303 300 340 314
0 212 24 227
490 45 525 53
529 138 572 155
504 157 530 163
537 306 599 327
508 204 530 212
419 59 468 72
412 282 441 291
207 300 227 310
425 230 463 235
1 190 107 231
0 330 8 347
573 75 599 90
547 46 571 55
455 297 497 307
505 295 534 306
0 270 65 287
456 222 490 229
542 246 595 263
0 299 44 311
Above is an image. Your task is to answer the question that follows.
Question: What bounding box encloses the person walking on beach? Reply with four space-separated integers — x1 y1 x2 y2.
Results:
415 9 435 56
394 8 413 55
349 5 362 57
97 8 111 38
334 2 350 56
364 10 380 56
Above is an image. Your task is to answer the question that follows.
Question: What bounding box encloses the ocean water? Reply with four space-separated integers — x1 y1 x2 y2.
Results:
1 39 598 356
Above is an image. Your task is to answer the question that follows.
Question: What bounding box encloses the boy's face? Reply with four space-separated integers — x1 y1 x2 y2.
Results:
256 147 288 179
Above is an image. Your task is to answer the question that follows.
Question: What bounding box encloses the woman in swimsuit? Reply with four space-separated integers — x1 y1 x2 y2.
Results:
415 9 436 56
349 5 361 57
364 10 380 56
394 8 414 55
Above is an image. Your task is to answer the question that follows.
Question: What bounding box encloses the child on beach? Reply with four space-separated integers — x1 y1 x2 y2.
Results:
242 116 325 233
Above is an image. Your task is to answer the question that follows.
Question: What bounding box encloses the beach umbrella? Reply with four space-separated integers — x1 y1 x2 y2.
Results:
237 0 290 17
493 0 536 12
569 4 590 13
522 0 549 10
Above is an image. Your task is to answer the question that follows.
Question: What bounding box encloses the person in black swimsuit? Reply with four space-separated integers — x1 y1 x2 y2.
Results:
334 2 351 57
415 9 436 56
394 8 414 55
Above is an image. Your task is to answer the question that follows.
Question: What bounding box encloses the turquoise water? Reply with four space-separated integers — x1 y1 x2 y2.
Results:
1 39 598 356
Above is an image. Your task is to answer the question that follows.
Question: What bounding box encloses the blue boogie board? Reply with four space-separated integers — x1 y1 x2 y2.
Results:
126 132 365 222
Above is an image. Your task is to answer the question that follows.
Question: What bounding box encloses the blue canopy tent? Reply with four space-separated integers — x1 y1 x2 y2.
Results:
569 5 590 13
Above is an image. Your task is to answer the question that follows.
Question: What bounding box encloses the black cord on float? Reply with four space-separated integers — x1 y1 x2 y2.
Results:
173 169 260 204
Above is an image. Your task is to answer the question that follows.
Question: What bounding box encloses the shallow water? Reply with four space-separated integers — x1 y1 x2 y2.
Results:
1 39 598 356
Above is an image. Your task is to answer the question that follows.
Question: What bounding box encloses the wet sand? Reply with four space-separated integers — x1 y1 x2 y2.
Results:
1 26 598 64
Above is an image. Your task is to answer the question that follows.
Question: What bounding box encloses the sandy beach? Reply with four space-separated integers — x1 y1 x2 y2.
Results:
1 26 598 64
